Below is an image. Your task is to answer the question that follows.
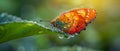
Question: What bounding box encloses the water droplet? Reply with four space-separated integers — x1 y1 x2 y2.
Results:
70 35 75 37
58 34 64 39
57 33 78 39
1 13 7 17
75 33 79 35
66 34 75 39
67 36 71 39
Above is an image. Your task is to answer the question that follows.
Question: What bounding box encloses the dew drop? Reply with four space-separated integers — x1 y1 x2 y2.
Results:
58 34 64 39
57 33 77 39
66 35 75 39
86 15 89 17
92 9 95 12
88 10 90 12
70 35 75 37
1 13 7 17
67 36 71 39
75 33 79 35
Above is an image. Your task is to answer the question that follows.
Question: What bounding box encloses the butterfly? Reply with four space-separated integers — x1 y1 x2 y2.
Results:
51 8 96 35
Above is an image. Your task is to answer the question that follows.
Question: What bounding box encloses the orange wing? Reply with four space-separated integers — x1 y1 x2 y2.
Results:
75 8 96 23
51 8 96 35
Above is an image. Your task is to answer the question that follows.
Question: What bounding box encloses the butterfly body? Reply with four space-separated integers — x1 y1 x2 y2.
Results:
51 8 96 35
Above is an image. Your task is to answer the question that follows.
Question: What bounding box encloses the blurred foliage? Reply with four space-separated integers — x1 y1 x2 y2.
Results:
0 0 120 51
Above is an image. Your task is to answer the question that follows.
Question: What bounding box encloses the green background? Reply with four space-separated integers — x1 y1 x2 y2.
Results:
0 0 120 51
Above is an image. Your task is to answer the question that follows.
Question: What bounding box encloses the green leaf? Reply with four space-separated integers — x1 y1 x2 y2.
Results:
0 22 58 43
0 13 59 43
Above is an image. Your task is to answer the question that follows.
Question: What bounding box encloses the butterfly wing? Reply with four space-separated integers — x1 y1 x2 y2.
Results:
51 8 96 35
76 8 96 23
